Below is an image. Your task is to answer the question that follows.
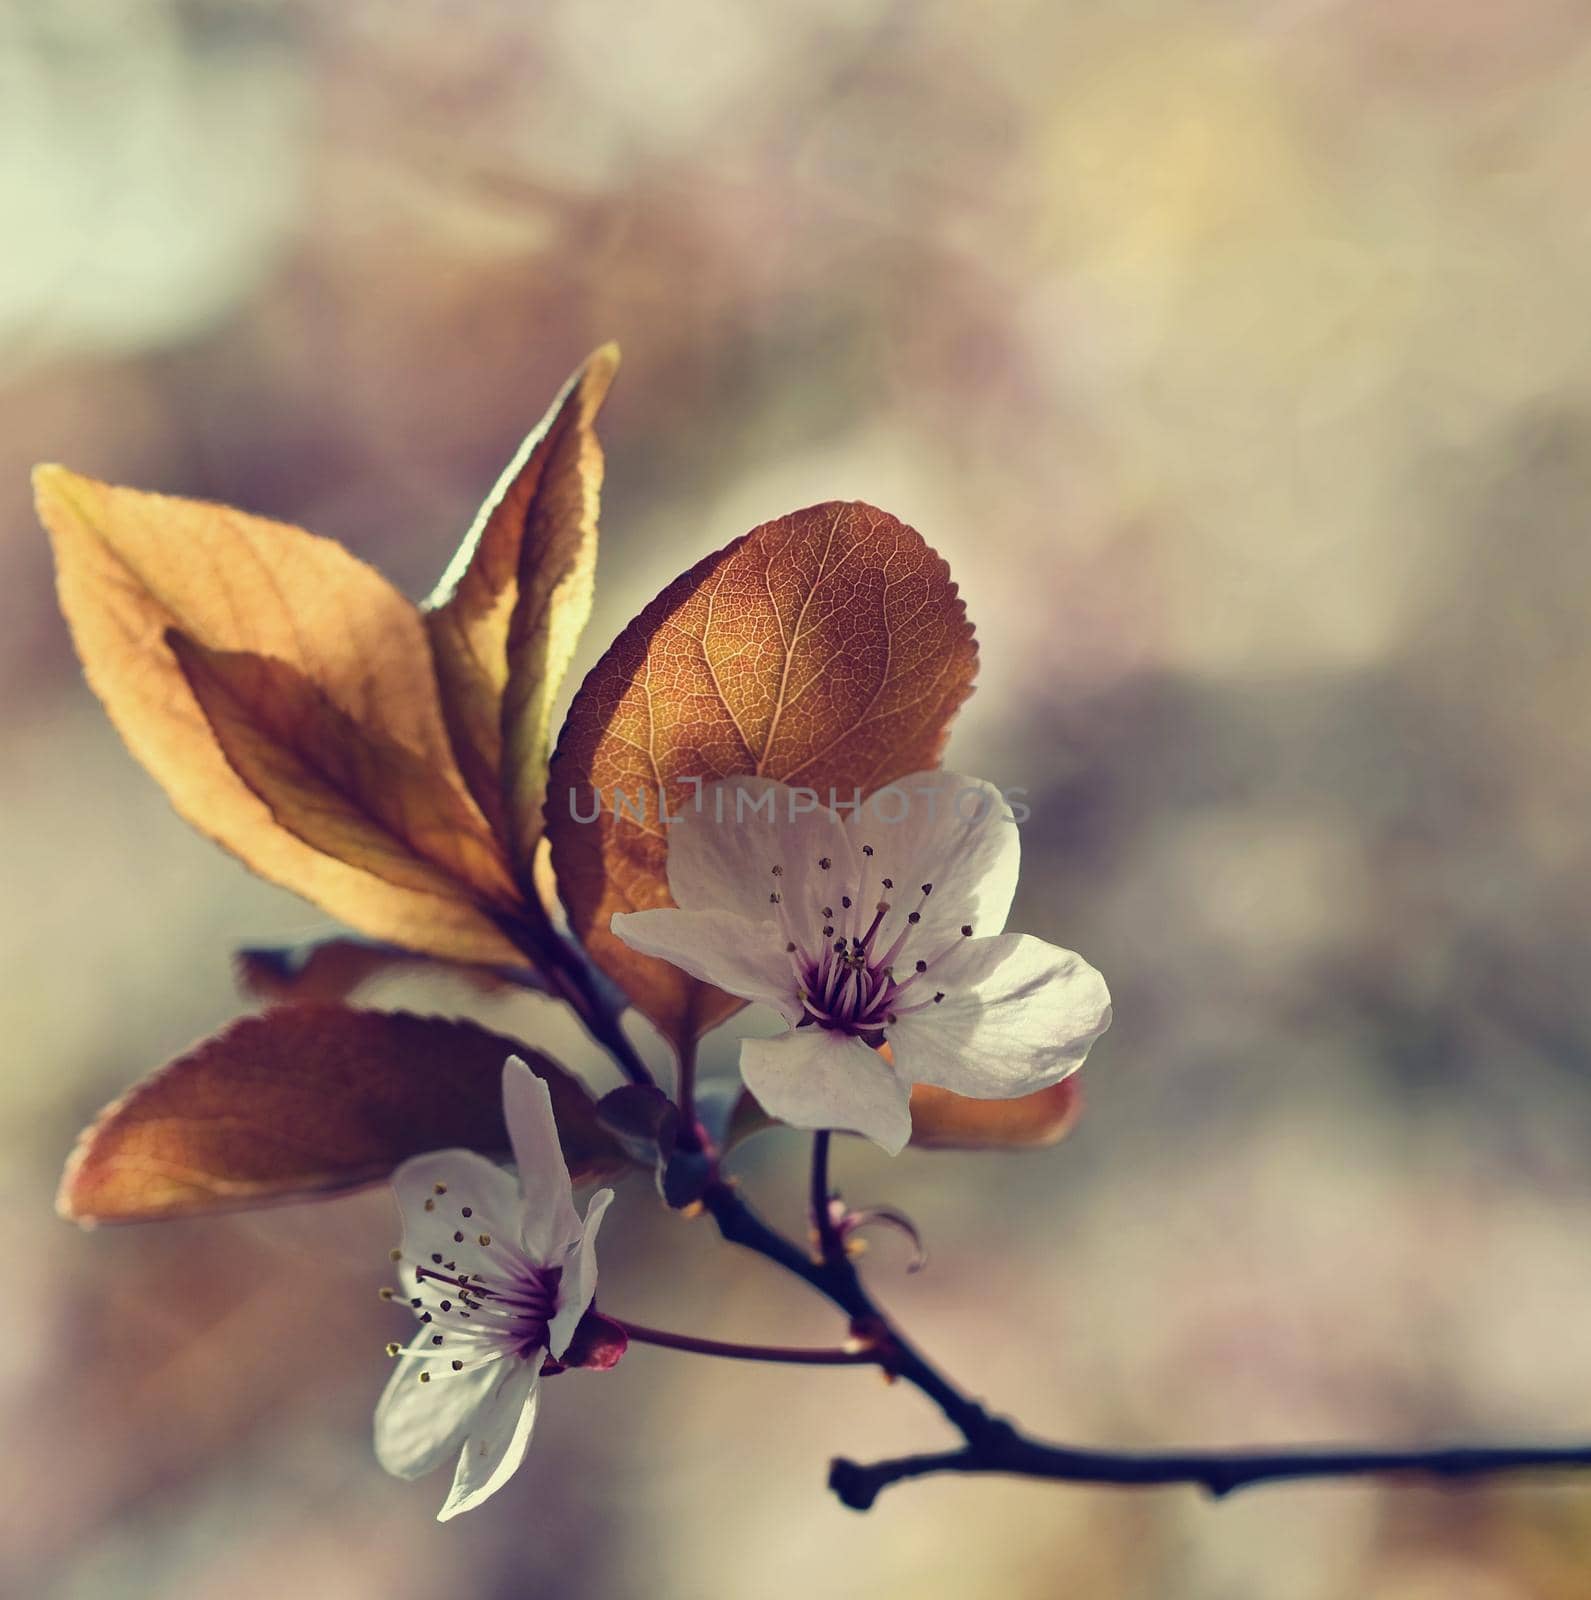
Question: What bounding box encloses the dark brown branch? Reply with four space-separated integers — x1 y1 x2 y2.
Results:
702 1176 1591 1513
828 1434 1591 1511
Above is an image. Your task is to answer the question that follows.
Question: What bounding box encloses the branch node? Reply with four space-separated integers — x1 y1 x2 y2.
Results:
828 1457 879 1512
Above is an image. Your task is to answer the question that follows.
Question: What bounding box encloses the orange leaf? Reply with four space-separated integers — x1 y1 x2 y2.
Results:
236 937 536 1006
547 501 977 1047
425 345 618 871
169 634 517 906
36 467 520 966
57 1007 626 1225
906 1081 1082 1150
723 1080 1082 1152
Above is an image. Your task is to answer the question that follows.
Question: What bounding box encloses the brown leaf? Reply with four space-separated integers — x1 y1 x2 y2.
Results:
906 1080 1082 1150
547 501 977 1046
169 634 517 906
236 937 537 1006
723 1079 1082 1152
57 1006 626 1225
36 467 519 966
425 346 618 868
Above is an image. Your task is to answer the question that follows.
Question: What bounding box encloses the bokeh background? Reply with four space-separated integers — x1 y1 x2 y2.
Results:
7 1 1591 1595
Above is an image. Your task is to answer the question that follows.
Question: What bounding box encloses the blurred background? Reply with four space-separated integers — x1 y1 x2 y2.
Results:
7 1 1591 1595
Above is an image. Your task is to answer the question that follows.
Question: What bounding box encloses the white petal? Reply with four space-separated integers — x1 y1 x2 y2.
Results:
374 1326 503 1480
739 1029 912 1155
502 1060 581 1261
666 776 857 938
545 1187 614 1359
392 1149 521 1292
888 933 1111 1098
437 1362 541 1521
847 771 1020 954
609 908 800 1022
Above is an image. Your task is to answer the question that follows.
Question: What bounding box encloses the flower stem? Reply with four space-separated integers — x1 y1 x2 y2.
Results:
615 1318 877 1367
810 1131 841 1264
674 1035 701 1152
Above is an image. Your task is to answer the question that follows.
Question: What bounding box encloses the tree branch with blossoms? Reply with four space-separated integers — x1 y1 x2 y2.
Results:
37 344 1591 1528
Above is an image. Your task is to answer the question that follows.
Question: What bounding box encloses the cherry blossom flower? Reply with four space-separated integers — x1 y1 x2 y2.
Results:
375 1058 621 1521
611 772 1111 1153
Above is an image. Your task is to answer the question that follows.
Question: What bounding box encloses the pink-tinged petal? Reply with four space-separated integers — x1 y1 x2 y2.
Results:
503 1060 581 1261
609 908 801 1022
374 1328 504 1480
739 1029 912 1154
889 933 1110 1099
546 1187 614 1359
437 1362 541 1521
845 771 1020 954
666 777 857 939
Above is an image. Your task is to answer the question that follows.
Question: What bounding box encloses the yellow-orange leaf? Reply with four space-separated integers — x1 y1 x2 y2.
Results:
236 938 533 1007
57 1007 626 1224
906 1081 1082 1149
36 466 520 966
547 501 977 1046
425 345 618 871
170 634 517 906
725 1079 1081 1152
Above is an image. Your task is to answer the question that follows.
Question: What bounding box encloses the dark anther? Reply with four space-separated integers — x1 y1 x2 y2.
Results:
881 878 893 889
908 911 921 924
915 959 927 972
961 924 973 937
862 844 874 856
819 857 832 870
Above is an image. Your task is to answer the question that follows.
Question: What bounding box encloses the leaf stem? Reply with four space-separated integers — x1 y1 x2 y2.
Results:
497 907 656 1088
615 1318 877 1367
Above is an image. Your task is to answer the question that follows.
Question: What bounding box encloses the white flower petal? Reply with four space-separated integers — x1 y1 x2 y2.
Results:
502 1060 581 1261
739 1029 912 1154
546 1187 614 1359
392 1149 521 1291
848 771 1020 953
437 1362 542 1522
889 933 1111 1099
666 776 857 938
374 1328 504 1480
609 908 800 1022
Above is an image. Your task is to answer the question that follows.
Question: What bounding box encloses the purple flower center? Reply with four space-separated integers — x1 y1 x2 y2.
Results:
768 842 970 1043
415 1258 563 1361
